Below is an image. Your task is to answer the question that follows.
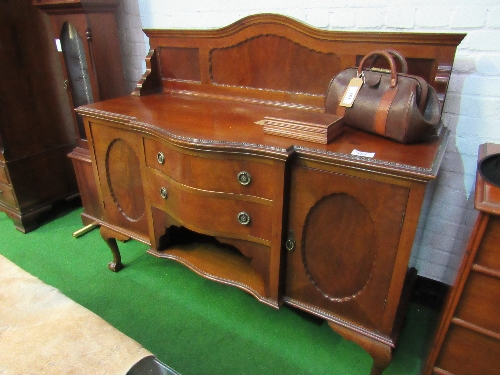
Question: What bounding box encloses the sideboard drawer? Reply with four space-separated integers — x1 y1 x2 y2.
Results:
0 182 16 207
144 138 275 199
146 168 273 243
0 164 9 185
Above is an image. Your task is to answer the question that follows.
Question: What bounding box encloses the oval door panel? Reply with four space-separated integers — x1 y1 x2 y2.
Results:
105 138 145 221
301 193 377 301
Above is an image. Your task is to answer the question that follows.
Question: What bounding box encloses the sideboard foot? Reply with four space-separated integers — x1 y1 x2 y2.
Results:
328 321 392 375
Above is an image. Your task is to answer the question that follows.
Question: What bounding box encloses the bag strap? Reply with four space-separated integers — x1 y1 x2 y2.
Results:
358 50 398 88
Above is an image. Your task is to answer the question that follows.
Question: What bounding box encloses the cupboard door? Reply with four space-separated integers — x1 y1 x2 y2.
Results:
285 165 409 334
89 122 149 238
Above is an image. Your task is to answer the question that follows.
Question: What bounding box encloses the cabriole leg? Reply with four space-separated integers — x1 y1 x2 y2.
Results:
100 226 128 272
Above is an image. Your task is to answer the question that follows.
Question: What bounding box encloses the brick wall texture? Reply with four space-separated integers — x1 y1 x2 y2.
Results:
115 0 500 285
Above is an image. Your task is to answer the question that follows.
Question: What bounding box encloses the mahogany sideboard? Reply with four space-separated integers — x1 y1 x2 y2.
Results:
423 143 500 375
77 15 464 374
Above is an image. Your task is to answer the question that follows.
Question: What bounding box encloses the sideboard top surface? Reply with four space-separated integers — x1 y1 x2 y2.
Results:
79 14 464 180
79 92 448 179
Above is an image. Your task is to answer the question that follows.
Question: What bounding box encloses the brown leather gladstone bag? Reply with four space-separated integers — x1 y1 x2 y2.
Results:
325 50 441 144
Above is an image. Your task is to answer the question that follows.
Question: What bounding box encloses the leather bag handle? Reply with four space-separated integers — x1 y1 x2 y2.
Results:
364 50 428 114
358 50 398 88
367 49 408 73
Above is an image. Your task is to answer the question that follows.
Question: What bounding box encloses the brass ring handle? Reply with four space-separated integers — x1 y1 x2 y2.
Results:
237 171 251 185
237 212 250 225
157 152 165 165
160 187 168 199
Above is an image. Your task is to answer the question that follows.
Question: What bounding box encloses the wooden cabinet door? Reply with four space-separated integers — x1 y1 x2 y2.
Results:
88 122 149 238
285 164 409 335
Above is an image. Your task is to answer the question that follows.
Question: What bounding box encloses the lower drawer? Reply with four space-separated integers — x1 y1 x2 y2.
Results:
146 169 273 244
434 323 500 375
0 182 17 208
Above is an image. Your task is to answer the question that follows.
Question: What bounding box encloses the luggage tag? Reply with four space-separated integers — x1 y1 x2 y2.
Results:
339 74 364 107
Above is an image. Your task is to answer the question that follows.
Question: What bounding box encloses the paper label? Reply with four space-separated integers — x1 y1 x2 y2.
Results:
339 77 363 107
351 149 375 158
55 39 62 52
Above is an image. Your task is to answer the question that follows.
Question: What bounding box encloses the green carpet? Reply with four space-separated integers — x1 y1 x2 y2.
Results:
0 204 437 375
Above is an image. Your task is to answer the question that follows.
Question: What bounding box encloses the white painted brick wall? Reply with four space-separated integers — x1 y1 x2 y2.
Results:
116 0 500 285
385 8 416 29
116 0 147 93
416 7 450 28
451 7 488 29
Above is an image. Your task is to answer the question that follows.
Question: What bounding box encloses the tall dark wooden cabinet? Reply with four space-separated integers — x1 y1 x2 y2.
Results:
32 0 128 232
0 0 78 233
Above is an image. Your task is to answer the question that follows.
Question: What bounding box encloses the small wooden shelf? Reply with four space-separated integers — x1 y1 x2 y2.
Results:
148 242 273 307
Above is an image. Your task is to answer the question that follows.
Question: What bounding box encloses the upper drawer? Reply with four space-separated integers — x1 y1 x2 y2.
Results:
0 164 9 185
144 138 276 200
474 215 500 271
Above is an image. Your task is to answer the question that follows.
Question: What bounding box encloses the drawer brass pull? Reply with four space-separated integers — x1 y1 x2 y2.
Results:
237 212 251 225
157 152 165 165
160 187 168 199
237 171 251 185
